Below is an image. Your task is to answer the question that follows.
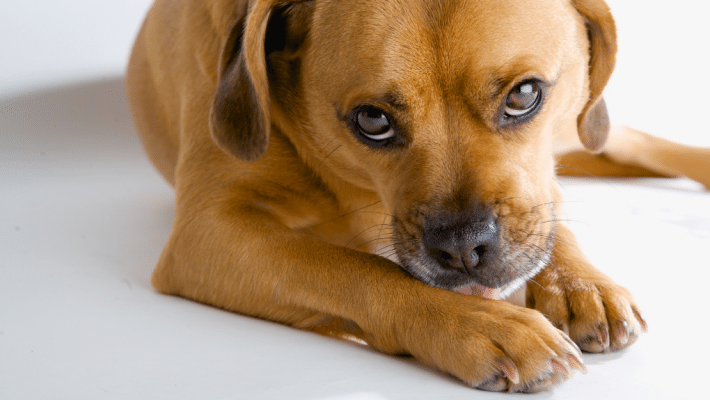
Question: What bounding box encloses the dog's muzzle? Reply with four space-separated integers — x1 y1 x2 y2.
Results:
395 206 552 301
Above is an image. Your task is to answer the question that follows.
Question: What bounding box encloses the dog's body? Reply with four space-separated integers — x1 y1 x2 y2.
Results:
127 0 709 392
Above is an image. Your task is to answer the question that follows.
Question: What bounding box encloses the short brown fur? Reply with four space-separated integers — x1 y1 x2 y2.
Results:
127 0 709 392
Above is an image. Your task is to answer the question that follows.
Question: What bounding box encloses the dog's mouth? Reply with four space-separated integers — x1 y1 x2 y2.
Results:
451 264 543 301
391 208 556 301
454 284 501 300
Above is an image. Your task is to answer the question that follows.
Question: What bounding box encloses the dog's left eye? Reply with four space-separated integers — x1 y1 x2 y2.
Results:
353 107 396 143
504 80 542 118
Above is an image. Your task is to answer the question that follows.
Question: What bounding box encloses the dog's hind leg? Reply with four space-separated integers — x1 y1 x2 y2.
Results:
556 126 710 189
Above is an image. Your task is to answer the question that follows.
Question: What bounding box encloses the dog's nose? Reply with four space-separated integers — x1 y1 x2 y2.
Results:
423 216 498 273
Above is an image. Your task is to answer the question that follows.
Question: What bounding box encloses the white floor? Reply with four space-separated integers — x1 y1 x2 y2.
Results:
2 1 709 399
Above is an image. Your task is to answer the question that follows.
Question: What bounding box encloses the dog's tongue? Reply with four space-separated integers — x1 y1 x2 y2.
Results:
455 285 500 300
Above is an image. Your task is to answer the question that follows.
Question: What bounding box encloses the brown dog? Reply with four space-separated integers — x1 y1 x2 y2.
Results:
126 0 710 392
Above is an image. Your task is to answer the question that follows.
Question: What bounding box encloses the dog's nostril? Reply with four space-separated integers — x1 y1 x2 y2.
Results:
429 249 454 262
468 246 484 268
440 251 454 262
423 215 498 274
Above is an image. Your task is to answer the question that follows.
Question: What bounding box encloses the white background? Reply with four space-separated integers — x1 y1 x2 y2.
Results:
1 1 709 399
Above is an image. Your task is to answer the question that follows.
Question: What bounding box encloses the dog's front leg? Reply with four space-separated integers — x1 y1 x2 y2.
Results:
152 196 585 392
527 223 648 353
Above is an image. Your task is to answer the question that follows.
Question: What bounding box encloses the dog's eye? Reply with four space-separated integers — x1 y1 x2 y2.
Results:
504 81 542 118
354 107 396 142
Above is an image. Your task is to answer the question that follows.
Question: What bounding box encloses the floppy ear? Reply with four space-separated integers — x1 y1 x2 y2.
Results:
209 0 279 161
572 0 618 153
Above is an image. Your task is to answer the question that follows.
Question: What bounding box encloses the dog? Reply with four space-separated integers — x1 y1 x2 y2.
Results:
126 0 710 392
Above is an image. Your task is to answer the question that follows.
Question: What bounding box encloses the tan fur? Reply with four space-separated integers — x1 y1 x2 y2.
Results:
127 0 707 392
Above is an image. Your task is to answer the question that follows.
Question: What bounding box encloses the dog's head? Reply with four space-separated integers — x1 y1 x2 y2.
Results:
210 0 616 298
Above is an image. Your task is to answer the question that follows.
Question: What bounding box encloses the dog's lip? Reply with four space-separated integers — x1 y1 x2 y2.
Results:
454 284 501 300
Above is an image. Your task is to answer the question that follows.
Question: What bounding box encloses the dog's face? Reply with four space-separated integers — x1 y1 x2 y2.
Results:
211 0 616 298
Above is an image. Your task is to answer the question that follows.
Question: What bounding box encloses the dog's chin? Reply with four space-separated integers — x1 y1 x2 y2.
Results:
453 257 548 301
396 251 550 301
453 276 529 301
395 254 545 298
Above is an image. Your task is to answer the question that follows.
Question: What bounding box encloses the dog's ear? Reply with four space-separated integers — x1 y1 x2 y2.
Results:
210 1 309 161
209 1 274 161
572 0 618 153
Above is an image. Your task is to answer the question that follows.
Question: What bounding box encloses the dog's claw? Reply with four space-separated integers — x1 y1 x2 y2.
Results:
498 356 520 385
615 320 630 347
505 351 584 393
566 352 587 374
551 356 572 378
558 329 587 373
561 329 582 355
577 323 610 353
595 323 610 346
559 333 587 376
475 357 518 392
559 329 586 369
633 308 648 332
475 357 520 392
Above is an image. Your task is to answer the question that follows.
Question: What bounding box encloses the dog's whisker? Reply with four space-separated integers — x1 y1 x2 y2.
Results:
351 210 396 219
550 232 579 249
374 248 399 260
377 246 398 256
345 224 393 248
352 234 397 251
538 218 576 225
318 137 340 156
311 201 384 228
313 144 342 177
526 278 546 291
297 138 343 198
373 213 389 250
530 200 563 212
354 235 398 253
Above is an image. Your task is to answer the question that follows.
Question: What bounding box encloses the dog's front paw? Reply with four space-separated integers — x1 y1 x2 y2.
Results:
527 265 648 353
401 298 586 393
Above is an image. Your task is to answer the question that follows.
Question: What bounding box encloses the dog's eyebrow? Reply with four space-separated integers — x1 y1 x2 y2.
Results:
485 61 559 101
372 92 409 111
335 91 409 122
488 72 530 99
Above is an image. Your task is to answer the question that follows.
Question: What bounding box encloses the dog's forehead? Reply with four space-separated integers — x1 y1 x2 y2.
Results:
310 0 584 102
434 1 580 70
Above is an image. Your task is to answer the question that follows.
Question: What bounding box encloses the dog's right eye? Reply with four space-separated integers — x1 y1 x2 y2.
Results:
352 107 396 145
502 80 545 124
